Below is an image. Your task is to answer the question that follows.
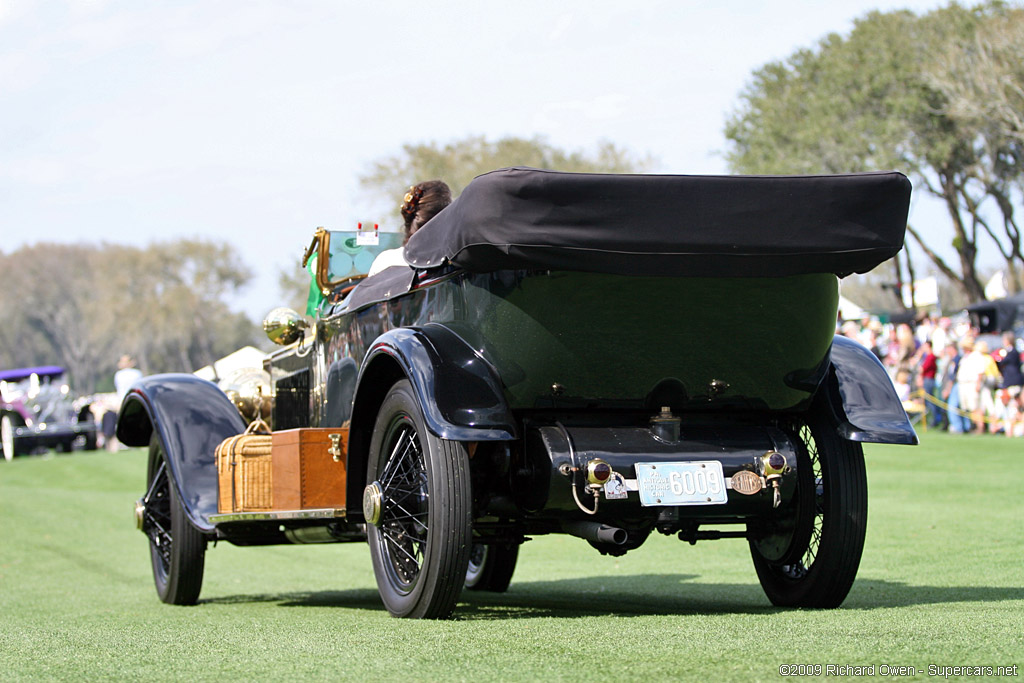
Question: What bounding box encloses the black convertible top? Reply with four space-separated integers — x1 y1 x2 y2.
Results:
404 167 911 277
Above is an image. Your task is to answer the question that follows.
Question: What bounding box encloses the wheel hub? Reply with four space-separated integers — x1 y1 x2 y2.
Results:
363 481 383 526
134 498 146 531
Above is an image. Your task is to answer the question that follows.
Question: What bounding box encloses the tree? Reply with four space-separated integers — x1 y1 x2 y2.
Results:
0 240 261 393
925 7 1024 294
359 135 651 210
0 244 119 394
137 239 257 374
724 2 1024 303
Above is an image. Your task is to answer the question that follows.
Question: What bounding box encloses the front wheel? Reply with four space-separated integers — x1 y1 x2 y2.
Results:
749 416 867 608
1 414 20 462
142 435 206 605
465 542 519 592
365 380 472 619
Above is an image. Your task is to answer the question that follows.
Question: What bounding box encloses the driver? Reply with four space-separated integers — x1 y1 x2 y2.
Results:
367 180 451 276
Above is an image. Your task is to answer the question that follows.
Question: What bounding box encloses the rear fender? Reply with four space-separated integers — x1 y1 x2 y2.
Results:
117 373 246 532
346 324 516 516
825 335 918 445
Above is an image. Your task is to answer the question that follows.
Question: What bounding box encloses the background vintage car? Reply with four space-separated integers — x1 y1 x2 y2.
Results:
966 291 1024 353
1 366 99 461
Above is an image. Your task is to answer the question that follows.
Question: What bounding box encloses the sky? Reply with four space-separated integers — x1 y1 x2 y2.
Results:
1 0 951 318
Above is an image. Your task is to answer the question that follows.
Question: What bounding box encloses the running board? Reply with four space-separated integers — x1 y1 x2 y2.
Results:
209 507 347 524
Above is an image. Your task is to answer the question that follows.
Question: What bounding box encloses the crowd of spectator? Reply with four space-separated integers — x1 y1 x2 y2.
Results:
838 315 1024 436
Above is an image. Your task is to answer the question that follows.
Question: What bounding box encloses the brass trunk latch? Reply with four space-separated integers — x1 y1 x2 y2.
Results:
328 433 343 462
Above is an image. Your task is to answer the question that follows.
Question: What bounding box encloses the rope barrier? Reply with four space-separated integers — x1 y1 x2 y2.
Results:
905 388 1014 427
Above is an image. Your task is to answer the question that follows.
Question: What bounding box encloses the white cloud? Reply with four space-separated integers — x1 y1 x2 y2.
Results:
547 12 574 42
0 155 69 185
0 0 31 26
0 47 42 92
533 94 630 131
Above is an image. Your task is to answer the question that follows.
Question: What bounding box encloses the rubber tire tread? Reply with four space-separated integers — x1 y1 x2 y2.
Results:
750 416 867 608
368 380 472 619
465 543 519 593
425 437 473 616
149 435 206 605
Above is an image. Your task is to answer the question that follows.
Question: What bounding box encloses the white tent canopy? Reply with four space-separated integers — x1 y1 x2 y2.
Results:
985 271 1008 301
838 295 867 321
194 346 267 382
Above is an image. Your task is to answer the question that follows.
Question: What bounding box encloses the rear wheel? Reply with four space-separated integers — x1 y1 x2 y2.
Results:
749 415 867 608
465 542 519 592
365 380 472 619
78 408 98 451
1 414 20 462
143 435 206 604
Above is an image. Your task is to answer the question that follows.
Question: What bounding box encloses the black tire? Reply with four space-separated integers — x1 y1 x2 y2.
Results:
749 416 867 608
83 432 98 451
1 413 21 462
143 434 206 605
57 439 74 453
465 542 519 592
366 380 472 619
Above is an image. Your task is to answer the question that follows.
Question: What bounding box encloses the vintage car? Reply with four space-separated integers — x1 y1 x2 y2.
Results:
1 365 99 461
966 291 1024 352
117 168 916 618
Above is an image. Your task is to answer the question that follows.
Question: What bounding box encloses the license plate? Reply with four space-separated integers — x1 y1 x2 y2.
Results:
634 462 728 506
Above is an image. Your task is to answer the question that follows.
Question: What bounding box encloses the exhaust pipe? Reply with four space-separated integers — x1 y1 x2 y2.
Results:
561 520 628 546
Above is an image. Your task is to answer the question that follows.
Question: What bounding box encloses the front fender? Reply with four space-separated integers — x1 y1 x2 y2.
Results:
117 373 246 532
826 335 918 445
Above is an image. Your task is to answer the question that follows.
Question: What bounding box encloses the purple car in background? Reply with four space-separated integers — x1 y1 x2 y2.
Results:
0 366 98 461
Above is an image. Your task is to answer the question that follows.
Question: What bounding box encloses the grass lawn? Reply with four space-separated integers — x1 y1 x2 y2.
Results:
1 432 1021 681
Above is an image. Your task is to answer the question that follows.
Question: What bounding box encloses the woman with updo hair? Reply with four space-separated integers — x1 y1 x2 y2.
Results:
368 179 452 276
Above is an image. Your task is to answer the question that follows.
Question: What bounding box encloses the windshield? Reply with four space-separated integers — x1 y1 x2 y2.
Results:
326 230 404 281
304 230 407 315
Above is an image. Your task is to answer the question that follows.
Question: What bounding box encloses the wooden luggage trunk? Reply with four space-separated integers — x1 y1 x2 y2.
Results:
272 428 348 510
216 427 348 513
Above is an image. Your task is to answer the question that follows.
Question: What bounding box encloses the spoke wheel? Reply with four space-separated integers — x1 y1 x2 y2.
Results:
1 414 16 462
749 415 867 608
465 542 519 593
366 380 471 619
143 434 206 605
